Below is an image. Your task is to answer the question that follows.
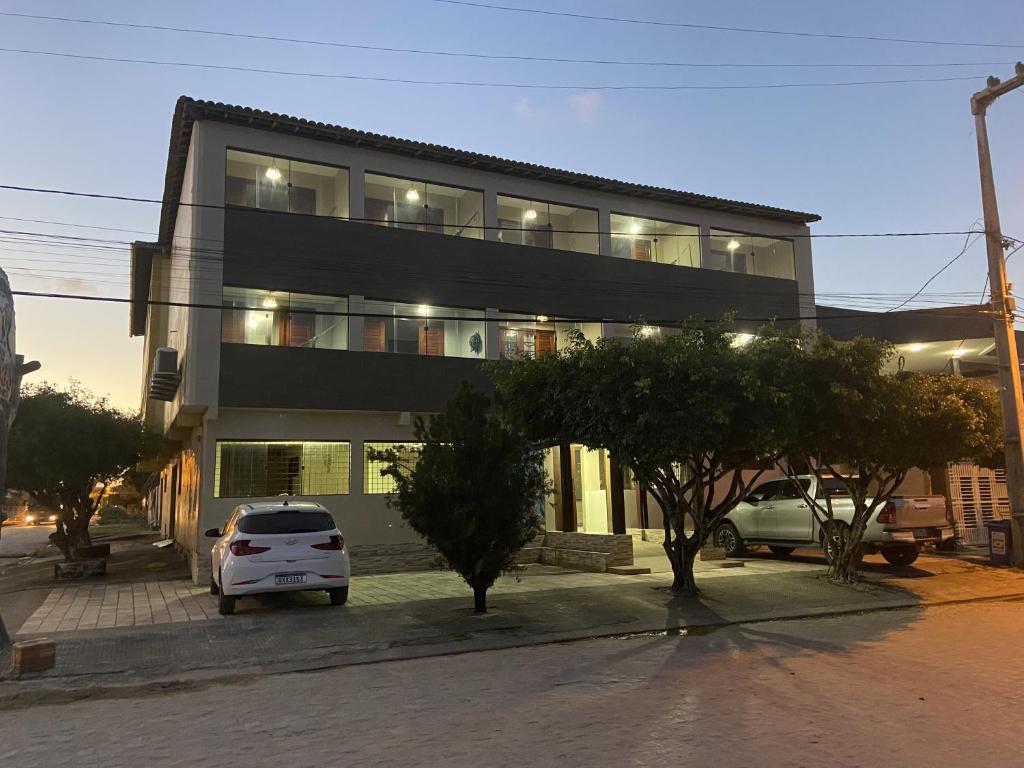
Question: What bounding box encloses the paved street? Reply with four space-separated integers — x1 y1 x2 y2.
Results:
3 600 1020 767
0 524 53 559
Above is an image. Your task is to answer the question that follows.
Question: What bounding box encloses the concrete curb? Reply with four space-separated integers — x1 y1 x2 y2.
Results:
2 588 1022 711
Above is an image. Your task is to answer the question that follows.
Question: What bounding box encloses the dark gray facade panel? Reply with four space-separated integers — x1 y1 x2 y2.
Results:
223 209 801 331
815 304 992 344
219 344 492 412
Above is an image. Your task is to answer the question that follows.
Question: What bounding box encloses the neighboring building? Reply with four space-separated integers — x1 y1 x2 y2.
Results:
132 96 819 583
817 302 1014 544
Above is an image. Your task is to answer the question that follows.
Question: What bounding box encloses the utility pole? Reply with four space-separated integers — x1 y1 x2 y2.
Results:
970 62 1024 568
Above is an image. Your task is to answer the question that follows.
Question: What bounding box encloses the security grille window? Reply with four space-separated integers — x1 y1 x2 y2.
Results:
363 442 423 494
214 441 350 498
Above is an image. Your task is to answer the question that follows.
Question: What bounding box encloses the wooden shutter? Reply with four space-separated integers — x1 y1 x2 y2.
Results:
535 330 557 357
364 318 386 352
286 312 316 348
419 326 445 357
221 308 245 343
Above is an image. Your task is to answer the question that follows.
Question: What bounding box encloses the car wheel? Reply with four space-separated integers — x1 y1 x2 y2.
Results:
218 580 236 615
821 521 848 564
329 587 349 606
881 546 919 567
210 573 220 595
768 546 795 558
714 522 745 557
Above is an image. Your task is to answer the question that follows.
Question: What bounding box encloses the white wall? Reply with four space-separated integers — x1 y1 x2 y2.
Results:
197 408 428 559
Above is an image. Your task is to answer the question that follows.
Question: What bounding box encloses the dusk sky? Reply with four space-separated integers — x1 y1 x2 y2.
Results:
2 0 1022 411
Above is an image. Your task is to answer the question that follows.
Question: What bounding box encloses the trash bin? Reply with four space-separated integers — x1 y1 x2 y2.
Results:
986 520 1013 567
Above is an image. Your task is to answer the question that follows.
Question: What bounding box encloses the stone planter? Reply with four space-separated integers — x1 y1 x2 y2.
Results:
76 543 110 558
54 559 107 580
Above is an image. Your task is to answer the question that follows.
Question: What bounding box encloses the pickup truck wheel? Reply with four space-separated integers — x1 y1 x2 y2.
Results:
768 546 795 558
714 522 745 557
821 521 848 564
882 546 919 567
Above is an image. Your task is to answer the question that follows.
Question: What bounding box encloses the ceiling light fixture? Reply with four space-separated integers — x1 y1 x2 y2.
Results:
906 343 925 352
536 314 549 323
727 239 741 251
405 188 420 203
261 296 278 309
523 208 538 222
417 304 430 316
629 222 642 235
264 165 283 182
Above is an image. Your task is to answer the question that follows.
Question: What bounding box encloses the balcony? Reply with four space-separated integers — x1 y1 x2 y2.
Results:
223 208 801 329
219 343 491 412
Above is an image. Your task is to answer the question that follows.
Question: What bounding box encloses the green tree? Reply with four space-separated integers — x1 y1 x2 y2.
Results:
7 382 151 560
779 334 1003 583
492 322 797 595
371 384 547 613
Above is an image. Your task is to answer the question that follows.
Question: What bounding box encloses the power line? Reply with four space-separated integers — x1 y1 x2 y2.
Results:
0 11 1015 71
0 184 997 240
887 225 983 312
0 47 993 91
426 0 1024 49
10 289 997 326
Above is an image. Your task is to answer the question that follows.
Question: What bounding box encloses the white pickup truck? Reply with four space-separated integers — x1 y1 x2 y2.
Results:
714 475 953 566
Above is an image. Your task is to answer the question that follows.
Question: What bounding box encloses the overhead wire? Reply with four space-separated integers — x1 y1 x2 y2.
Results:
0 47 995 91
425 0 1024 49
0 11 1017 70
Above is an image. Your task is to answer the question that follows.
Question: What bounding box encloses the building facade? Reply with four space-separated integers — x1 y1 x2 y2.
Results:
132 96 819 583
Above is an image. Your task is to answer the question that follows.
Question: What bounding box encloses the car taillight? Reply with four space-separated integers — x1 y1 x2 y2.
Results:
230 540 271 556
876 501 897 525
312 535 344 551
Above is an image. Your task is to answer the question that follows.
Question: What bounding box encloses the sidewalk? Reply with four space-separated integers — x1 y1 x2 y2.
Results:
3 552 1023 707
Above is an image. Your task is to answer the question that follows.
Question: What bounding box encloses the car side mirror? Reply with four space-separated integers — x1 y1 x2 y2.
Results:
204 528 223 538
745 497 758 506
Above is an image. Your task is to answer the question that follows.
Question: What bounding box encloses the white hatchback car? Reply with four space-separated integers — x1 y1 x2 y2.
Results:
206 501 350 615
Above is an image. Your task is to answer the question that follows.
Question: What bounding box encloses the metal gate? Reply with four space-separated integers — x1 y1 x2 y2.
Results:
946 463 1009 545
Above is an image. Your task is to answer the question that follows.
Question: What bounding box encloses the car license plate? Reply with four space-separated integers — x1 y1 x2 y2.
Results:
275 573 307 585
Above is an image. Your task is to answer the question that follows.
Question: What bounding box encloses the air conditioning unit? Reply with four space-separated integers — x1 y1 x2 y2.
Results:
148 347 181 401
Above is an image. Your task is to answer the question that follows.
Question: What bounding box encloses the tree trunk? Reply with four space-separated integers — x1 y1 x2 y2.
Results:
663 530 699 596
671 544 699 595
473 585 488 613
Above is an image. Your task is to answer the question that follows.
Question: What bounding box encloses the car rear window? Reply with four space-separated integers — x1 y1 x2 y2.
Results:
237 511 336 535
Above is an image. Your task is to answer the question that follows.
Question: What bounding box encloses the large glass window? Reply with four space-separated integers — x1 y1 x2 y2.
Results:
707 230 796 279
610 214 699 268
363 442 423 494
364 173 483 239
362 300 486 359
214 441 351 498
222 288 349 350
225 150 349 218
496 195 599 255
497 314 598 359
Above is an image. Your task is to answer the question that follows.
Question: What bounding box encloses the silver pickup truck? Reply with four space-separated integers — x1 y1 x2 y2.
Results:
714 475 953 566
